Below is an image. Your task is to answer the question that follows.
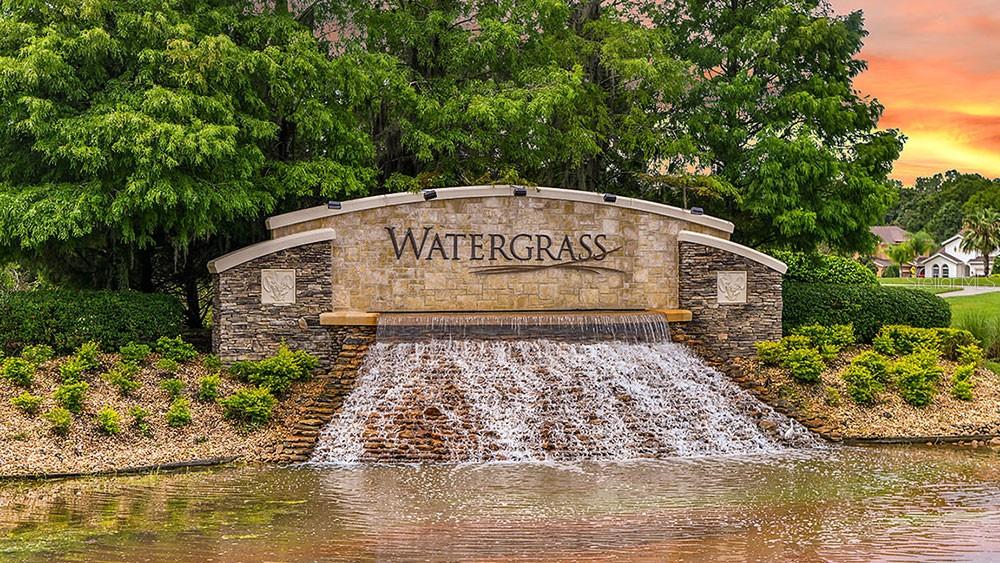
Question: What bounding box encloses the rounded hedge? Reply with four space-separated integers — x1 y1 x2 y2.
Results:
0 290 184 354
783 283 951 343
771 251 878 285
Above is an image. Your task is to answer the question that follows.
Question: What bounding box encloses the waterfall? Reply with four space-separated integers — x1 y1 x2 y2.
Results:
309 314 818 463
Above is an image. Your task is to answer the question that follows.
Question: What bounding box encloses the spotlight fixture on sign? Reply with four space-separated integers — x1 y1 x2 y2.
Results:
691 207 704 215
513 186 528 197
327 201 342 210
423 190 437 201
603 193 617 203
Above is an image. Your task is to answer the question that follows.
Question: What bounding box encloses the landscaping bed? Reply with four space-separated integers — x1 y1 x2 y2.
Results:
0 339 322 478
739 325 1000 440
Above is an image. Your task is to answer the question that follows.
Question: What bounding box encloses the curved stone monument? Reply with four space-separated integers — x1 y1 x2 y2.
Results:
208 185 786 367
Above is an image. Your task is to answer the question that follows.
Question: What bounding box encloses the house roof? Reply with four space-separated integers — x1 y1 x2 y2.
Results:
924 251 964 264
870 226 910 246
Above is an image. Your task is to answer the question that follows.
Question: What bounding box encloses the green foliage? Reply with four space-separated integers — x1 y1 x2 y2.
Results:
951 364 975 401
230 344 318 397
73 341 101 372
58 357 85 383
166 398 192 428
957 344 985 368
155 336 198 363
220 387 278 428
10 391 43 415
783 283 952 342
841 365 882 406
1 357 34 387
934 328 979 361
54 381 88 414
823 386 842 407
850 351 890 384
771 252 877 285
953 312 1000 359
890 351 943 407
160 378 185 400
196 374 221 403
119 342 152 365
873 325 941 357
780 348 825 384
104 362 141 396
129 406 153 437
201 354 222 372
20 344 54 365
0 291 183 354
96 406 122 436
779 335 814 351
653 0 903 251
882 264 900 278
959 209 1000 276
755 341 784 366
792 324 855 349
155 358 180 375
44 407 72 436
888 172 999 243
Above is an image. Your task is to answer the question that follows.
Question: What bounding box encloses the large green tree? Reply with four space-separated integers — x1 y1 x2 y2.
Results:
888 171 1000 242
649 0 904 251
0 0 376 326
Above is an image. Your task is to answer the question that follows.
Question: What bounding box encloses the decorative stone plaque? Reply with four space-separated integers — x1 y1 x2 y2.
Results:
261 269 296 305
717 271 747 304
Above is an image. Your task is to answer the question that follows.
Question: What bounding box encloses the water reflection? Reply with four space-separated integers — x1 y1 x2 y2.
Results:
2 446 1000 561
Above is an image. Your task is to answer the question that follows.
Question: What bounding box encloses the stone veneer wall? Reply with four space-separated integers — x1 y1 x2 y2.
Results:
213 240 373 369
672 242 783 363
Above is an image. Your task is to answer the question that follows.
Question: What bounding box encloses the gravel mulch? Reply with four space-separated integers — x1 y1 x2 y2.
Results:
0 353 319 478
734 348 1000 439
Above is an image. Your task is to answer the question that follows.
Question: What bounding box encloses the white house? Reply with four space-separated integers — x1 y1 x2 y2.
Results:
922 232 999 278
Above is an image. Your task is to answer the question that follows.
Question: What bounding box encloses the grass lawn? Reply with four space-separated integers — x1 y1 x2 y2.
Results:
881 285 956 295
946 291 1000 319
946 292 1000 364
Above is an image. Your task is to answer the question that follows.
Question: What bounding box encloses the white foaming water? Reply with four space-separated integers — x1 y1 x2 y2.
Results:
310 338 818 464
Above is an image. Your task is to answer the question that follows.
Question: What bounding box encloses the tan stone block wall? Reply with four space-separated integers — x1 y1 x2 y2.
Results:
276 197 727 312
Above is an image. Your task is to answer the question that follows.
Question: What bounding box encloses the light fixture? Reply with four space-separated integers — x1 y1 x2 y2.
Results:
513 186 528 197
423 189 437 200
327 201 342 210
691 207 704 215
603 193 617 203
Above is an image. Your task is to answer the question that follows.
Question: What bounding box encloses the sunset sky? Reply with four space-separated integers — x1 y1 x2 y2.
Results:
828 0 1000 185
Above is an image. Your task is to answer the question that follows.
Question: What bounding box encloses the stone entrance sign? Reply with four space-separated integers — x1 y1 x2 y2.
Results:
208 185 788 366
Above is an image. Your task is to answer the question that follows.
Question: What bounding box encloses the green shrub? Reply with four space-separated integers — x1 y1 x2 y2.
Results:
160 377 185 399
196 374 220 402
58 357 86 383
934 328 979 361
792 324 856 349
0 290 183 354
201 354 222 372
779 335 813 351
841 365 883 406
951 364 975 401
873 325 941 357
1 357 34 387
74 341 101 371
770 251 878 285
119 342 152 365
104 362 141 396
44 407 72 436
54 381 88 414
129 405 152 436
781 347 825 384
890 351 943 407
11 391 43 415
20 344 54 365
823 386 842 407
220 387 278 428
96 406 122 435
755 341 784 366
957 344 985 367
165 397 192 427
953 312 1000 359
783 283 951 342
155 357 180 374
883 264 900 278
155 336 198 363
850 350 890 384
230 345 319 397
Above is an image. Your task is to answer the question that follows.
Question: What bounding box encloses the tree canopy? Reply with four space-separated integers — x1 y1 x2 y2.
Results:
887 171 1000 243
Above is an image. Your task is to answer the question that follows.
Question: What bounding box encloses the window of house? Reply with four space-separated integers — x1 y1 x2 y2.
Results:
932 265 940 278
943 264 950 278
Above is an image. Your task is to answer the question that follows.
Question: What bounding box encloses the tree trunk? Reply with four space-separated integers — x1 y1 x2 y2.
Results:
183 275 203 329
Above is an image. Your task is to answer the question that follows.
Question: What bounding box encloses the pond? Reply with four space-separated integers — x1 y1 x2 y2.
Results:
2 445 1000 561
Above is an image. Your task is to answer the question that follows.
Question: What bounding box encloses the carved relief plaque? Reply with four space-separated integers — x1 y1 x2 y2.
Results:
261 269 296 305
717 271 747 304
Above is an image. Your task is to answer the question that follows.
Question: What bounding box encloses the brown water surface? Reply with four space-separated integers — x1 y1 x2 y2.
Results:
2 446 1000 561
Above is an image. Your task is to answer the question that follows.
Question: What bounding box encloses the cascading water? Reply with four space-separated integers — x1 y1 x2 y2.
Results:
310 313 818 463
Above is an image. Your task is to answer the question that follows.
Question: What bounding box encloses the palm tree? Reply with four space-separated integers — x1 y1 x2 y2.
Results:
960 209 1000 276
886 243 916 277
908 231 936 258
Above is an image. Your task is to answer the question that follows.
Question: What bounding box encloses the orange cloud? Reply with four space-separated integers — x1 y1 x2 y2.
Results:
829 0 1000 184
